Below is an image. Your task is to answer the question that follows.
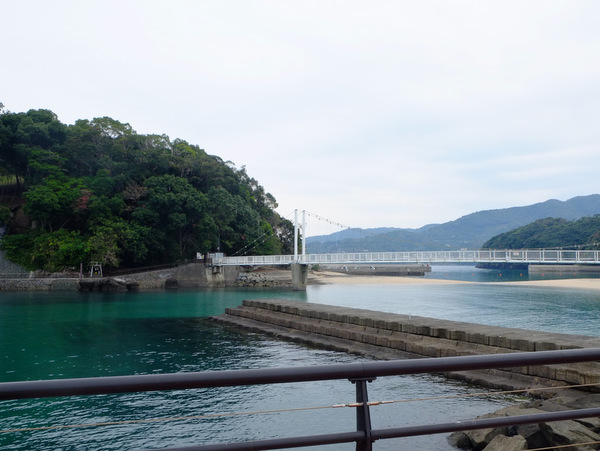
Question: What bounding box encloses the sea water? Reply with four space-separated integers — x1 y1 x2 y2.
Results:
1 265 599 450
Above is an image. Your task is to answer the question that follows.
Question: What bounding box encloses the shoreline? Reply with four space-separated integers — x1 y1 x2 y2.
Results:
2 267 599 292
309 270 468 285
309 270 600 290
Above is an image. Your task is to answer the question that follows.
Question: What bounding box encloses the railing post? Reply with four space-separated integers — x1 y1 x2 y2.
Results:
351 377 375 451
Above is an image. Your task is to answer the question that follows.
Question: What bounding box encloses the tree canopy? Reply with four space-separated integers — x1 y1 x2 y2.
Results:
0 107 294 271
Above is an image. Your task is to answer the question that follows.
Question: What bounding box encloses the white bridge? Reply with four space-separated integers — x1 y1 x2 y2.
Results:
208 211 600 290
213 249 600 266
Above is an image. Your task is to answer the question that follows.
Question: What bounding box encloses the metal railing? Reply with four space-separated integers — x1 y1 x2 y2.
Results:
213 249 600 266
2 348 600 450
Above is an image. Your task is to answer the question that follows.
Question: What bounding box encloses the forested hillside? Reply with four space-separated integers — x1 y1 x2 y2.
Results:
481 216 600 249
0 107 293 271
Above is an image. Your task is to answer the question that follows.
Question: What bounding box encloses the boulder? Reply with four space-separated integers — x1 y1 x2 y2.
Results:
513 423 549 449
482 434 527 450
467 426 507 450
448 431 472 449
540 420 600 449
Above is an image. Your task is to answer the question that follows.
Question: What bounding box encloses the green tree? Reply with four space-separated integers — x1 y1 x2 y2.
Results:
2 229 88 271
131 175 208 261
1 106 291 271
24 176 86 231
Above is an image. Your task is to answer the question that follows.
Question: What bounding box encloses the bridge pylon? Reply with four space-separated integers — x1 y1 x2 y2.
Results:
293 209 306 263
292 209 309 290
291 263 308 291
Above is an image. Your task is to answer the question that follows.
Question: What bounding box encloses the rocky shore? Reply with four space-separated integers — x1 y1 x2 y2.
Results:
450 394 600 450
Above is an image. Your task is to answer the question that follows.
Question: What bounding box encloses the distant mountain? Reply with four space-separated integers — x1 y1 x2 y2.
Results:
306 195 600 252
481 216 600 250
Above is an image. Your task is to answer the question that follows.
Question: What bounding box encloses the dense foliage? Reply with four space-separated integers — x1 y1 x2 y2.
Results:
0 107 294 271
481 216 600 249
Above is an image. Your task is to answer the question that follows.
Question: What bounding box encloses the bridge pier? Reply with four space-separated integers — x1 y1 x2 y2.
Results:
291 263 308 291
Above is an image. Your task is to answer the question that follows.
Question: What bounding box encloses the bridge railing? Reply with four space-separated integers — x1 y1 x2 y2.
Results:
2 348 600 450
212 249 600 266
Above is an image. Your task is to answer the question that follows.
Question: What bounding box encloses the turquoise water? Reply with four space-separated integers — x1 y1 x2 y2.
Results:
1 266 600 450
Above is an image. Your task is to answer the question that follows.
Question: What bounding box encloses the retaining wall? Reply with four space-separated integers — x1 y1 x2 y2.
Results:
0 278 80 291
0 264 243 291
214 299 600 392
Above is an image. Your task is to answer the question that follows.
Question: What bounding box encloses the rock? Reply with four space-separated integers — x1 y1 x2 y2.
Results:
126 281 139 291
540 420 600 449
564 394 600 410
448 431 472 449
576 416 600 432
482 434 527 450
78 278 128 292
235 270 290 287
164 278 178 289
458 404 560 450
467 426 507 450
514 423 550 449
453 395 600 450
526 394 600 435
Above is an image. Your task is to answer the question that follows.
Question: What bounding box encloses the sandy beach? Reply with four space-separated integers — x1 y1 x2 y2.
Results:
309 271 468 285
308 270 600 291
495 278 600 290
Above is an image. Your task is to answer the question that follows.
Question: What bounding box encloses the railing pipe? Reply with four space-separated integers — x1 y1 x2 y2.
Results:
2 348 600 401
150 407 600 451
153 431 365 451
371 406 600 440
3 349 600 450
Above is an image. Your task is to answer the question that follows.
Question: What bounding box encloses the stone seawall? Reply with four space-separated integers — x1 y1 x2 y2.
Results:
119 263 239 289
0 263 243 291
214 299 600 392
0 278 80 291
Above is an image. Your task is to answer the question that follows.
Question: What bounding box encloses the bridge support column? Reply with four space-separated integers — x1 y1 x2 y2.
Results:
291 263 308 291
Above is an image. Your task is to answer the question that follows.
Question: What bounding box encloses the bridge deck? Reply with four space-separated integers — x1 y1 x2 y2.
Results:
213 249 600 266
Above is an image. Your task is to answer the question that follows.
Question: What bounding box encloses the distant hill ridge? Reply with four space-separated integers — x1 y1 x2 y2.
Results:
306 194 600 252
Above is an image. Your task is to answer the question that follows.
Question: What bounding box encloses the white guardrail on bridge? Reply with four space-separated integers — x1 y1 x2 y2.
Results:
211 249 600 266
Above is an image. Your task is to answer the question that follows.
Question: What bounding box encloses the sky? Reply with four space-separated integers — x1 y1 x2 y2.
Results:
2 1 600 234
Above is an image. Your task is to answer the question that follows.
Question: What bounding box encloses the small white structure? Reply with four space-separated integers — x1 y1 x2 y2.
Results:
89 262 103 278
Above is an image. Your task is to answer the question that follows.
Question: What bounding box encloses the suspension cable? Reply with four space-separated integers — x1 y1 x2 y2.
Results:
305 211 351 231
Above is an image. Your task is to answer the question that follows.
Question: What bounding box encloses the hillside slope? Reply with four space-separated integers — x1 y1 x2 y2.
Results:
306 195 600 252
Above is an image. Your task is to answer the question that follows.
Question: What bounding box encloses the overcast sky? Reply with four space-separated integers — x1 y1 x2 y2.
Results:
2 1 600 233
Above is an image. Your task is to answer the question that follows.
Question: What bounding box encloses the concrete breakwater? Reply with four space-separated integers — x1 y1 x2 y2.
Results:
214 299 600 391
214 300 600 449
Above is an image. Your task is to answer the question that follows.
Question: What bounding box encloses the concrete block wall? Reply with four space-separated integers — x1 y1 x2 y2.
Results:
219 299 600 388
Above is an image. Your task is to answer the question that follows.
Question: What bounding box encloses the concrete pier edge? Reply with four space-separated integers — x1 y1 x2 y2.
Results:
212 299 600 395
